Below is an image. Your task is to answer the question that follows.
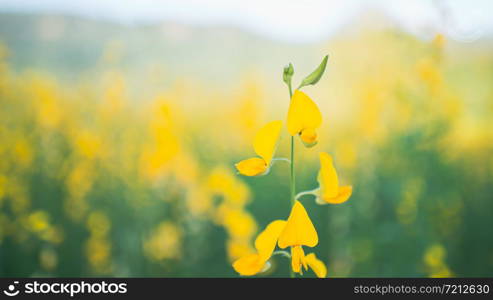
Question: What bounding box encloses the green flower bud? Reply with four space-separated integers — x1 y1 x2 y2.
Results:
283 63 294 86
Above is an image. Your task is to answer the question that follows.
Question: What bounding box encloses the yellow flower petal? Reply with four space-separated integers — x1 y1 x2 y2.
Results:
235 157 267 176
278 201 318 248
253 120 283 166
318 152 339 198
317 185 352 205
255 220 287 261
317 152 352 204
291 245 308 274
232 253 266 276
232 220 286 276
305 253 327 278
287 90 322 136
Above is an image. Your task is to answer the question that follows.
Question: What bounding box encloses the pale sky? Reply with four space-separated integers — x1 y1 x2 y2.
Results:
0 0 491 43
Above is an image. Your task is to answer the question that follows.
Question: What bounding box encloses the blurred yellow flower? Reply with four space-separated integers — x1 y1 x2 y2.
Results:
143 221 182 261
26 211 50 232
221 207 257 239
227 239 255 261
13 139 33 169
432 33 445 49
287 90 322 147
87 211 111 238
0 174 6 200
86 237 112 273
423 244 454 278
207 166 250 207
417 58 442 93
235 120 283 176
40 247 58 271
74 130 102 160
186 186 213 217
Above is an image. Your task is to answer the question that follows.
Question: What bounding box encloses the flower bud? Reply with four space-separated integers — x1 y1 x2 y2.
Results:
283 63 294 86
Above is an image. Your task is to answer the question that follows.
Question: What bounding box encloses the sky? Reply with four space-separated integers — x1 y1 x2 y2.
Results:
0 0 491 43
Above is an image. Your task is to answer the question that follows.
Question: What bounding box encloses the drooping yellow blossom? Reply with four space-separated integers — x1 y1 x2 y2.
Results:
316 152 352 205
277 201 326 277
233 220 286 276
287 90 322 147
235 120 283 176
305 253 327 278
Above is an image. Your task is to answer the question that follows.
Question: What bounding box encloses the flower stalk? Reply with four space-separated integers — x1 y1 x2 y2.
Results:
290 126 295 207
288 84 295 278
285 65 295 208
271 157 291 164
272 250 291 259
295 188 320 201
232 55 346 279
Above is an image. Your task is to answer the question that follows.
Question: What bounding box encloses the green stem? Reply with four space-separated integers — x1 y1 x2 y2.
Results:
288 85 294 207
288 82 295 278
271 157 291 164
290 137 295 207
295 188 319 201
272 250 291 259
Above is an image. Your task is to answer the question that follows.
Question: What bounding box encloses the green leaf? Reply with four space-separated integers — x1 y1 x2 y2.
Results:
298 55 328 89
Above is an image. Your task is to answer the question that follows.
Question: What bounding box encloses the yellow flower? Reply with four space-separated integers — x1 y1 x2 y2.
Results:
235 120 283 176
233 220 286 276
287 90 322 147
278 201 326 277
233 203 327 278
316 152 352 205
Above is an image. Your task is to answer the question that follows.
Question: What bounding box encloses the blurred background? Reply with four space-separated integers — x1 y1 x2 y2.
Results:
0 0 492 277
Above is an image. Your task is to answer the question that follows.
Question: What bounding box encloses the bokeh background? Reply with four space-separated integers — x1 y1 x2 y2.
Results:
0 0 492 277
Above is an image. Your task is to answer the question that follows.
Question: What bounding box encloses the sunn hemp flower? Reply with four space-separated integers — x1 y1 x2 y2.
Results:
233 56 352 277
